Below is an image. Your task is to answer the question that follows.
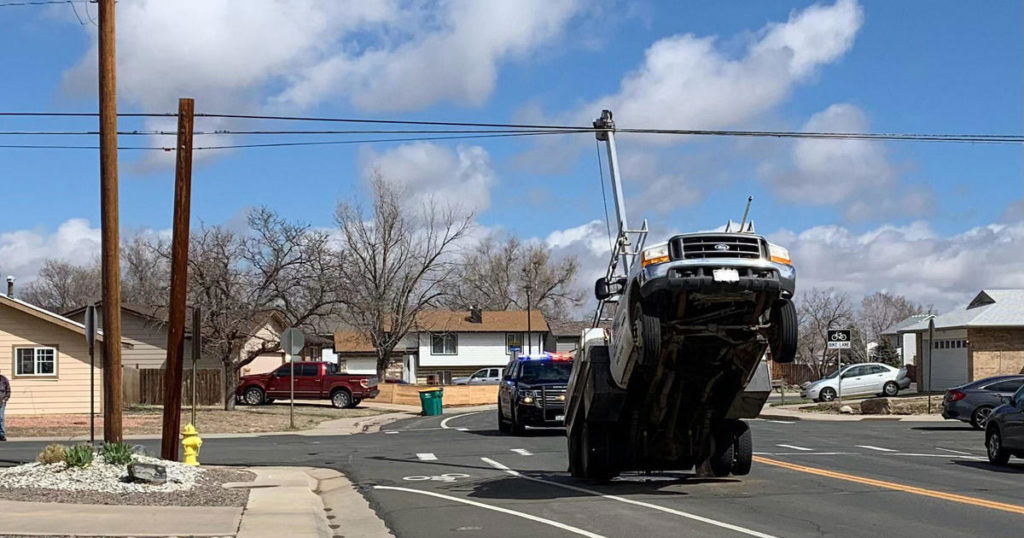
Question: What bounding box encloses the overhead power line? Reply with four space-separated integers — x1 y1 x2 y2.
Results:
0 128 590 136
0 0 91 6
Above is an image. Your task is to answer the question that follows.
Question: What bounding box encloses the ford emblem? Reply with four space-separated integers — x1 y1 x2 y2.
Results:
713 243 730 251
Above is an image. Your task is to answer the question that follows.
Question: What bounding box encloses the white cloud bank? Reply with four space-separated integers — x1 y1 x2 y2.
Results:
0 219 100 283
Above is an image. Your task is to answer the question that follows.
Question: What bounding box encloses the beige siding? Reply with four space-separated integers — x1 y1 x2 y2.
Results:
241 353 285 376
969 327 1024 380
67 310 219 370
238 321 285 376
1 304 103 416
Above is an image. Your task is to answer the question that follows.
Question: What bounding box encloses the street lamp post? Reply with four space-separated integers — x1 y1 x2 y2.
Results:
525 282 533 355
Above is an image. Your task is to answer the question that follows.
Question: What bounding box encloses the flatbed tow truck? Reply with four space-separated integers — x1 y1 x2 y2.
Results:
564 111 799 480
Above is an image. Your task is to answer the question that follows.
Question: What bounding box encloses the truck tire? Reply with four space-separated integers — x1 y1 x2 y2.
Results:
330 389 352 409
707 427 735 477
768 300 798 363
633 299 662 367
244 386 266 406
731 421 753 476
568 420 585 478
581 422 616 481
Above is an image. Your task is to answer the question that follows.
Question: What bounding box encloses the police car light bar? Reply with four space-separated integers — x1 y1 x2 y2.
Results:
517 352 574 361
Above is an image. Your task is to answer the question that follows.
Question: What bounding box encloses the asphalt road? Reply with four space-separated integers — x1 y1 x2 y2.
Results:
3 412 1022 537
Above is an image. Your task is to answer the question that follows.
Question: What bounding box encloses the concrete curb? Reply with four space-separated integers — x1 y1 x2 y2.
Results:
758 412 947 422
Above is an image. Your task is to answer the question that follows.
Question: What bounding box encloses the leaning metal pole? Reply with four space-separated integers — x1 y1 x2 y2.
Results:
594 110 629 273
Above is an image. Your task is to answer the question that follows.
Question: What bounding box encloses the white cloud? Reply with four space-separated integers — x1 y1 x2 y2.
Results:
768 220 1024 310
763 103 933 220
0 219 100 282
581 0 863 131
361 142 497 215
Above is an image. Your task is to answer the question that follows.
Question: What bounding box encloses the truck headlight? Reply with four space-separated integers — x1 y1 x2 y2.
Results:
641 245 670 267
768 243 792 265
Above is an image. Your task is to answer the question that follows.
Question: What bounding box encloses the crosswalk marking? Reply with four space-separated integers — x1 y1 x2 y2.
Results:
511 448 533 456
857 445 896 452
384 431 399 434
776 444 812 451
416 453 438 461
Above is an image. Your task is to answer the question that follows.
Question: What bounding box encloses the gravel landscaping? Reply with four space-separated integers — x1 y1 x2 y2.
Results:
0 454 253 507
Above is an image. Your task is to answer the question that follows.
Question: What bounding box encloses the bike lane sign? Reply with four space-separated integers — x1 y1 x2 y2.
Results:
827 329 852 349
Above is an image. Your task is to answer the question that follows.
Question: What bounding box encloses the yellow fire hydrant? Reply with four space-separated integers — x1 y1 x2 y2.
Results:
181 423 203 466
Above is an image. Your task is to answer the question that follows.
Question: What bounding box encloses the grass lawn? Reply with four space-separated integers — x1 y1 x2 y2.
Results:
6 402 394 439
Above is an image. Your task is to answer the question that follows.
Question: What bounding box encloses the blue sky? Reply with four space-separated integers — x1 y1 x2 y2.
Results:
0 0 1021 309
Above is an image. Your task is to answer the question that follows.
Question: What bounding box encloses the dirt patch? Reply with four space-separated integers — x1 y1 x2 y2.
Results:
6 403 394 439
0 467 253 507
799 396 942 415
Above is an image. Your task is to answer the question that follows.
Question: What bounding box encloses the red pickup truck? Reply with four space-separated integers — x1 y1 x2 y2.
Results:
236 361 379 409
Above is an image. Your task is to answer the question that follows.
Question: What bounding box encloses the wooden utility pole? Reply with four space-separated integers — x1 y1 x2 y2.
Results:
98 0 123 443
161 98 195 461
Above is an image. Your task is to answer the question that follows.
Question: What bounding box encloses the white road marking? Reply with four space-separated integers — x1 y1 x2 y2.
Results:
935 447 971 455
764 420 796 424
893 453 987 461
374 485 605 538
481 458 778 538
511 448 533 456
776 444 812 451
440 411 485 430
384 431 399 434
754 452 858 456
856 445 896 452
456 427 469 432
416 453 438 461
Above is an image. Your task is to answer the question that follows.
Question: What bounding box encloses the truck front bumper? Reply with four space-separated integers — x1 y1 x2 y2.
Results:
639 258 796 299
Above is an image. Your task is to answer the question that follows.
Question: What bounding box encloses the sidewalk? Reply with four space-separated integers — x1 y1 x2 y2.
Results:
0 466 390 537
759 403 946 422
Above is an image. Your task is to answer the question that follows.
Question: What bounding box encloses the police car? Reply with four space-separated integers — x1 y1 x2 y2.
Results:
497 352 573 435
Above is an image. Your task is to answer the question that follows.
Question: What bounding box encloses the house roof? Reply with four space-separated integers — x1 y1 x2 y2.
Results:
900 290 1024 332
413 310 548 333
881 314 935 336
1 293 126 345
333 331 375 353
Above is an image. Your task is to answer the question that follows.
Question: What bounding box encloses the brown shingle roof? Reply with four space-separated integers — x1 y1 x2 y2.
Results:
333 331 376 353
414 310 548 333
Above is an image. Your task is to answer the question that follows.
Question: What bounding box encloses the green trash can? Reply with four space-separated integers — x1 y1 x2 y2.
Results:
419 388 444 416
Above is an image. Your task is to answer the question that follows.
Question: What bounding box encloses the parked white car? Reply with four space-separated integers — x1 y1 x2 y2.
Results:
800 363 911 402
453 367 504 385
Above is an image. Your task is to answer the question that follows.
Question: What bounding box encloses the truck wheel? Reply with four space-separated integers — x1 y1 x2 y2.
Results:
731 421 753 476
768 300 798 363
707 427 735 477
581 422 616 481
498 407 511 433
244 386 266 406
331 389 352 409
568 420 585 478
632 299 662 366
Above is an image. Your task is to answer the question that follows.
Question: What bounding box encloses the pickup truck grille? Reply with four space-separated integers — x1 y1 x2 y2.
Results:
672 235 763 260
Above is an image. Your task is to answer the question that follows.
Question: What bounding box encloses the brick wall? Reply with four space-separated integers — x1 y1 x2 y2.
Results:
968 328 1024 380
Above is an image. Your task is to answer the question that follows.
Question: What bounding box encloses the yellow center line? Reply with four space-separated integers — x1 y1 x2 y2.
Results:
753 456 1024 516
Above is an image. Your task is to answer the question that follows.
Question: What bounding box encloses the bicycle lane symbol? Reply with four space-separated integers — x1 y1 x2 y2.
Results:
403 473 471 483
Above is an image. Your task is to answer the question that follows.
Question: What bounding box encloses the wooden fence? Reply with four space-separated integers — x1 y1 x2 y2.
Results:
128 368 224 406
770 362 817 386
375 383 498 407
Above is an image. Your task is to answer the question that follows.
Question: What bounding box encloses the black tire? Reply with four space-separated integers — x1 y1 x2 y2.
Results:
883 381 899 397
986 427 1011 465
244 386 265 406
632 299 661 367
510 408 526 436
568 420 585 478
971 406 994 430
581 422 616 481
731 421 753 476
330 389 352 409
768 301 798 363
819 387 837 402
498 406 512 433
707 427 735 477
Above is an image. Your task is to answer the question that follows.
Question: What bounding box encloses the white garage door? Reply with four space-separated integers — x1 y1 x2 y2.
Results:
924 338 969 391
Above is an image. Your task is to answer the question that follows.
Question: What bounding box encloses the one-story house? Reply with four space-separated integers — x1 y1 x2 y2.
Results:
900 290 1024 391
880 313 935 366
1 293 130 416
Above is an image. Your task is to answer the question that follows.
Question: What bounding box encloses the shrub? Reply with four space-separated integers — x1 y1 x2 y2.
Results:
35 444 68 464
100 441 134 465
64 445 94 468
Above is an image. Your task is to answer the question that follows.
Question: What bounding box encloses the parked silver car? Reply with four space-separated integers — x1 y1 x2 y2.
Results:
800 363 911 402
942 375 1024 430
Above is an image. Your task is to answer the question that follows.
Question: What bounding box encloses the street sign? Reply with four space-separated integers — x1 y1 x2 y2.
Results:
509 346 522 353
84 304 98 349
281 328 305 356
827 329 852 349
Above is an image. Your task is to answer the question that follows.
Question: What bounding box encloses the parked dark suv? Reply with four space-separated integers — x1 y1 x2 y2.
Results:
985 384 1024 465
942 375 1024 430
498 353 573 435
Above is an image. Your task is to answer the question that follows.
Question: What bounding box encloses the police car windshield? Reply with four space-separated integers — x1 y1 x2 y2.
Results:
519 361 572 384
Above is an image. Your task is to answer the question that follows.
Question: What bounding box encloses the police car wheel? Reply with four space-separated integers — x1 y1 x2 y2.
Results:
510 409 526 435
497 407 511 433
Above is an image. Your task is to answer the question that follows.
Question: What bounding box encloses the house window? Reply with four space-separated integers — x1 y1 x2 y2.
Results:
15 347 57 376
506 333 524 355
430 333 458 355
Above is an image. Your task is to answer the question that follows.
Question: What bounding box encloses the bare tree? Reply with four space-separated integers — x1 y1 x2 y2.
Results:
441 234 583 321
859 292 931 343
122 235 170 305
179 208 345 409
796 287 859 377
20 259 101 311
335 174 472 379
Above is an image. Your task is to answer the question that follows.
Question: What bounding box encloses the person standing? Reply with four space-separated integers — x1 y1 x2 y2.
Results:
0 369 9 441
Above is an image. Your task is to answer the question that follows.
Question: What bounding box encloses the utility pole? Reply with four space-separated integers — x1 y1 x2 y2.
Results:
98 0 123 443
161 98 195 461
